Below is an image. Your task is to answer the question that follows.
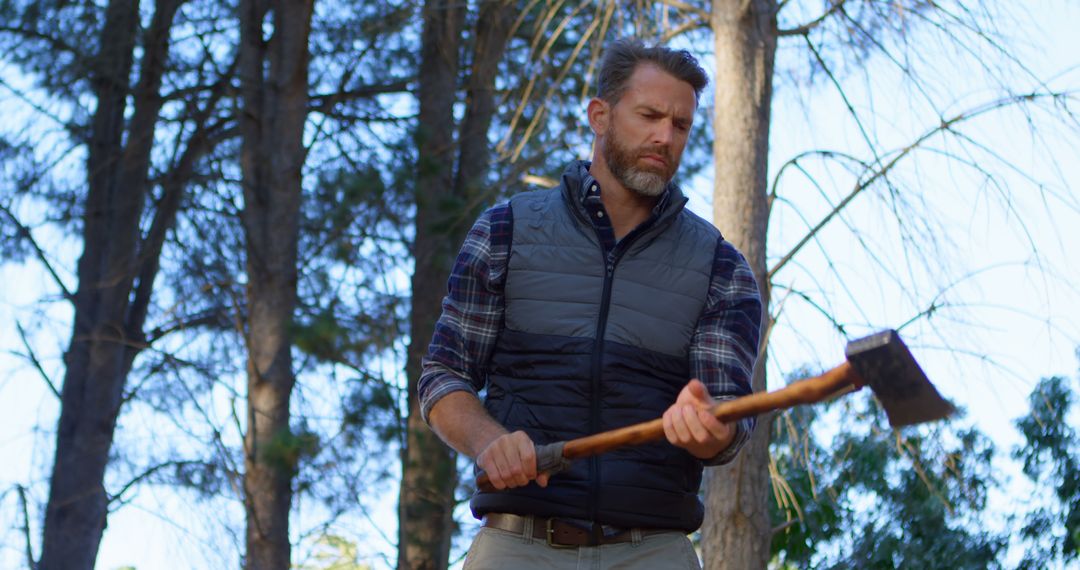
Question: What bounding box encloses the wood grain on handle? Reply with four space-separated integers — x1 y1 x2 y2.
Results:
474 362 862 492
561 362 860 460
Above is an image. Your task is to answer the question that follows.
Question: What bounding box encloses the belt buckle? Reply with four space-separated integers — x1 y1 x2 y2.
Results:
545 518 577 549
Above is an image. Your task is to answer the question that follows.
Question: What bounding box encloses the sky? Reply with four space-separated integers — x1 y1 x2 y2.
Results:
2 1 1080 569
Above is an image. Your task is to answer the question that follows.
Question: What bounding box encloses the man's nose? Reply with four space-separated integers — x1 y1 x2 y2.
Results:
651 121 675 146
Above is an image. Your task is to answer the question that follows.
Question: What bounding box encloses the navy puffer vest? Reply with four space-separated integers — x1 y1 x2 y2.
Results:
471 163 720 531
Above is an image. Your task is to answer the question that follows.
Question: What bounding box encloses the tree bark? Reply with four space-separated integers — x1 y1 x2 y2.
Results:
398 2 516 569
704 1 777 569
38 1 183 568
398 1 465 568
237 0 313 568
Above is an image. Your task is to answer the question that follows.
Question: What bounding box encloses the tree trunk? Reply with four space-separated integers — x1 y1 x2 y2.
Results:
237 0 313 568
38 1 182 567
453 1 517 202
398 1 516 568
398 1 465 568
704 1 777 569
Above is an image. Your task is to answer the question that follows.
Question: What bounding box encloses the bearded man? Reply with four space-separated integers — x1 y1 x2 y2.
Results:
417 39 763 569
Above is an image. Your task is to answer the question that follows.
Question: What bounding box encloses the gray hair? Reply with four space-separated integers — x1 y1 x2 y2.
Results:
595 39 709 104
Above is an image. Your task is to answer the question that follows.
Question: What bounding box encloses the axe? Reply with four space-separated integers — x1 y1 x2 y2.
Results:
477 329 954 491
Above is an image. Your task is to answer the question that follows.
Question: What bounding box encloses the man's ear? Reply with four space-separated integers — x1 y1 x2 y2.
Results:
586 98 610 135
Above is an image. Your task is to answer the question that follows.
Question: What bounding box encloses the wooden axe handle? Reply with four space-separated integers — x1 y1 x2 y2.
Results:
476 361 861 492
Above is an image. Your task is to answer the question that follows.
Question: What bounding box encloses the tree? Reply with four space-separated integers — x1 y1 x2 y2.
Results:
2 0 425 565
768 391 1006 569
3 0 1075 567
693 2 1080 566
236 0 314 566
398 1 518 568
0 1 231 567
1014 374 1080 568
767 364 1080 569
37 2 184 563
705 3 777 567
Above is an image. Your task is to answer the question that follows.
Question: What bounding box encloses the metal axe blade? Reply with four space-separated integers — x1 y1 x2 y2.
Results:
845 330 956 427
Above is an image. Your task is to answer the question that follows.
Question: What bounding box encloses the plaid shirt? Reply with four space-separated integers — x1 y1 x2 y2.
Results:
418 164 762 465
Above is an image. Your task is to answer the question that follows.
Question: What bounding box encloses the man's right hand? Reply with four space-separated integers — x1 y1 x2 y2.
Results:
476 431 550 490
427 391 550 490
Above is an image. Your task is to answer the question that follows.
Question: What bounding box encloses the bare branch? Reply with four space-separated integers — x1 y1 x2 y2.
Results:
308 79 413 115
13 320 60 399
771 518 800 536
0 25 91 70
660 16 708 43
146 307 233 343
128 108 226 331
0 74 74 132
772 283 849 336
769 90 1078 280
830 6 943 120
0 202 73 299
16 484 36 569
654 0 709 20
803 35 888 173
107 460 212 506
778 0 846 37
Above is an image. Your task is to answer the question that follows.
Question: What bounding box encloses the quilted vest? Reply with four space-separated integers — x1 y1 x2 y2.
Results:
470 163 721 531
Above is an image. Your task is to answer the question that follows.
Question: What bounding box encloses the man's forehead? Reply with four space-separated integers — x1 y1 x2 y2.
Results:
619 64 697 113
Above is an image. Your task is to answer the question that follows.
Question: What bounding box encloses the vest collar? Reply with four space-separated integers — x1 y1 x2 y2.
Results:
560 160 689 230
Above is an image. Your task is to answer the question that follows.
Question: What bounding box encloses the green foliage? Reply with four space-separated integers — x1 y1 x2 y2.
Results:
769 378 1006 569
293 534 371 570
0 137 35 262
769 403 846 565
292 306 356 363
261 426 321 476
772 366 1080 570
341 378 401 445
1013 375 1080 568
169 460 229 497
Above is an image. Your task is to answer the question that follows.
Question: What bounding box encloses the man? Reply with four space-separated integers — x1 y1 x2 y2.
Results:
418 39 762 568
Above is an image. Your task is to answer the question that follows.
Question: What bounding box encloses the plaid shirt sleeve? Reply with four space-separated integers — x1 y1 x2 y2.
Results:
691 237 763 466
417 203 512 424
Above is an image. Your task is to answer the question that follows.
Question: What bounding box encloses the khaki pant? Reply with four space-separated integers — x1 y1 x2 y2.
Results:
462 521 702 570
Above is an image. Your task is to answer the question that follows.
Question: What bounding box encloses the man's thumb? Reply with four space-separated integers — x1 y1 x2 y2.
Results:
688 378 709 400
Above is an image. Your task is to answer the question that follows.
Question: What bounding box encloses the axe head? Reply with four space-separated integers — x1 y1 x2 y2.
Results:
845 330 956 427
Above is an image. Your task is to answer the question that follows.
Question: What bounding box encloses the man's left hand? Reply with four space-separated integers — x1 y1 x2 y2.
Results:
662 379 735 460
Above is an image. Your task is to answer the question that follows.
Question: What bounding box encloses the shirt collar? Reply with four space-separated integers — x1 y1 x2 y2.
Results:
576 160 672 215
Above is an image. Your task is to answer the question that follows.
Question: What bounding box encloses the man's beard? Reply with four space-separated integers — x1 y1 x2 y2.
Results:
603 125 676 198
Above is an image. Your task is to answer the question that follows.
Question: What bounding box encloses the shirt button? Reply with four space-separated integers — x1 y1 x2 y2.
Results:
590 185 598 193
596 211 604 218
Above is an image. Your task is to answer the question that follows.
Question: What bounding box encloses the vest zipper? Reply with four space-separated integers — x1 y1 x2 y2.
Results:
588 250 617 522
582 183 664 522
588 234 642 523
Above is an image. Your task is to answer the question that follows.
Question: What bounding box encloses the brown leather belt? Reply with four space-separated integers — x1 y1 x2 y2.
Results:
481 513 672 548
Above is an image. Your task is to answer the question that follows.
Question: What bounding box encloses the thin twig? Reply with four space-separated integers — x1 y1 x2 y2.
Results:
16 484 36 569
778 0 846 36
654 0 708 20
14 321 60 399
0 203 73 300
769 90 1077 280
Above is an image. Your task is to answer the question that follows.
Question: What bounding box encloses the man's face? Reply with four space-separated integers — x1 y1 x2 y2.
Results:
600 64 697 198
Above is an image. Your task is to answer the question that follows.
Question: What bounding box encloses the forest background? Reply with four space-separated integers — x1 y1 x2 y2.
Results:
1 0 1079 569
